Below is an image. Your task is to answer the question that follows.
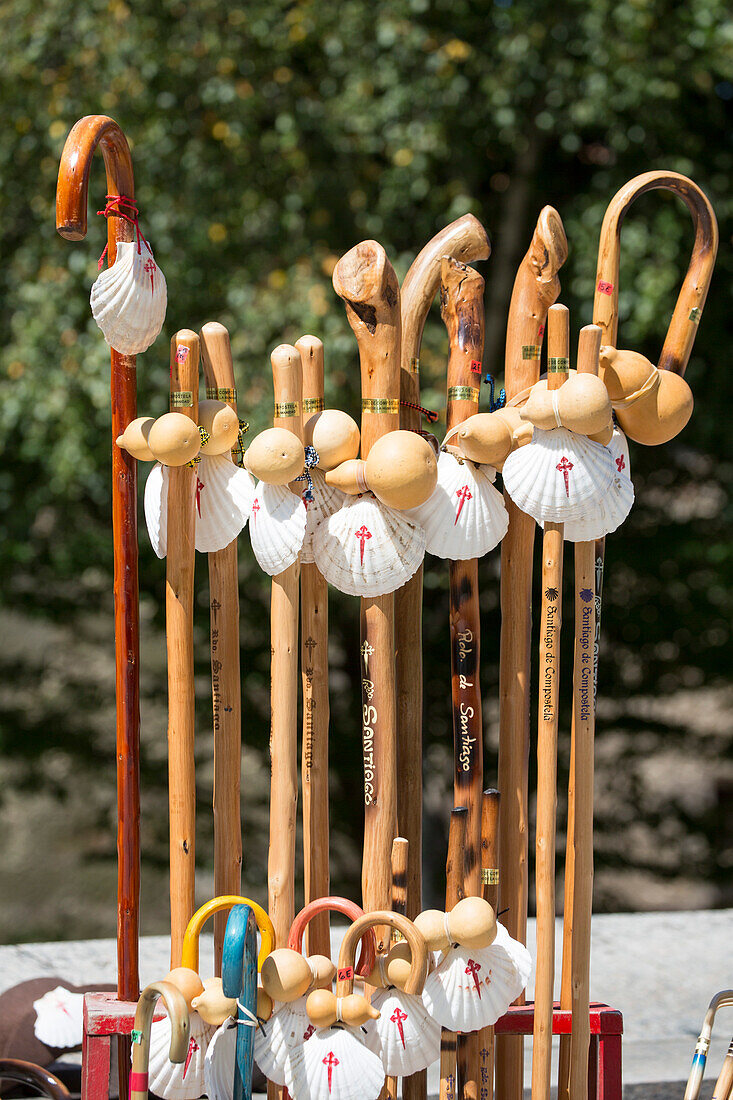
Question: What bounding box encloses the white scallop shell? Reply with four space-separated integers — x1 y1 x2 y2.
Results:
421 923 532 1034
90 239 167 355
147 1010 215 1099
362 988 440 1076
607 427 631 478
557 428 634 542
253 996 314 1086
203 1017 237 1100
300 469 347 566
501 427 615 524
194 453 256 553
405 451 508 560
33 986 84 1049
249 482 307 576
144 462 168 559
284 1025 385 1100
312 495 426 597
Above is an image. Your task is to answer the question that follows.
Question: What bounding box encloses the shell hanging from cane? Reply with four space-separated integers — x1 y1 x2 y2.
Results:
143 456 255 558
253 995 314 1086
312 494 425 597
405 450 508 560
421 922 532 1034
90 239 167 355
501 426 615 524
33 985 84 1049
203 1016 238 1100
560 428 634 542
249 481 307 576
362 987 440 1076
284 1025 386 1100
146 1009 216 1099
300 469 347 566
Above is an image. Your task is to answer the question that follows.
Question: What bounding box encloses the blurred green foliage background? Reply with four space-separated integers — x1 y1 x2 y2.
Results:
0 0 731 942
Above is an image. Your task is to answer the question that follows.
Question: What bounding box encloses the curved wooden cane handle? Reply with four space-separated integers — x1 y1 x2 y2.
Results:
287 897 377 976
337 912 428 997
0 1060 70 1099
182 896 275 972
130 981 190 1100
56 115 135 244
594 171 718 377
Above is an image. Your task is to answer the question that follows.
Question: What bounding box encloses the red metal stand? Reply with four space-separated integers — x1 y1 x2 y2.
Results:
82 993 165 1099
494 1002 623 1100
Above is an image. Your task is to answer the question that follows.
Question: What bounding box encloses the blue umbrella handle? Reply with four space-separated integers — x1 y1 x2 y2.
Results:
222 904 258 1100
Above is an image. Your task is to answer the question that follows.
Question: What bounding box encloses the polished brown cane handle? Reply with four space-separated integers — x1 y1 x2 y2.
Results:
130 981 190 1100
287 896 377 977
593 171 718 376
0 1061 70 1099
337 912 428 998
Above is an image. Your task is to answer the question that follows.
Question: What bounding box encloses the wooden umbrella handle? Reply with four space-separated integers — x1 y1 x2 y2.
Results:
56 115 140 1012
181 894 275 973
593 171 718 375
287 896 376 976
130 981 190 1100
337 912 428 997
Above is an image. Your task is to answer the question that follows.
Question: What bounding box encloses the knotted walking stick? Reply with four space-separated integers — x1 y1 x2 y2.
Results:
496 206 567 1100
297 334 331 958
200 322 243 970
333 241 401 953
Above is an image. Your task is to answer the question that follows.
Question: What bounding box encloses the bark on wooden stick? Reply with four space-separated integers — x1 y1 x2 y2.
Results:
297 334 331 959
333 241 401 954
166 329 199 967
199 322 243 971
496 206 567 1100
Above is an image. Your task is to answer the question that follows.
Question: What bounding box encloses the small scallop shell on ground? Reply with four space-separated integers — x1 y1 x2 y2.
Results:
254 996 313 1086
312 495 426 597
194 453 256 553
147 1010 215 1099
405 451 508 560
300 469 347 566
33 986 84 1049
144 462 168 559
501 426 615 524
421 923 532 1034
362 988 440 1076
249 481 307 576
284 1025 385 1100
90 239 167 355
204 1017 237 1100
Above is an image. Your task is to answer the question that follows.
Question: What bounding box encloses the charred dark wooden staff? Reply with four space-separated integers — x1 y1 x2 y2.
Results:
440 806 468 1100
441 256 486 1100
477 789 501 1100
495 206 568 1100
531 304 569 1100
297 334 331 958
55 118 141 1032
558 173 718 1100
200 322 243 969
333 241 401 953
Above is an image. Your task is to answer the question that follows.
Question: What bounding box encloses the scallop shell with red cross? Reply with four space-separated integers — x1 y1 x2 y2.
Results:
146 1009 215 1099
249 481 307 576
252 995 315 1086
33 985 84 1049
421 923 532 1034
362 987 440 1076
90 239 167 355
283 1024 385 1100
300 469 347 566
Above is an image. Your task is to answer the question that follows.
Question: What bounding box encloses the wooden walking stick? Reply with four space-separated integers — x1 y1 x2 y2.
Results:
712 1038 733 1100
441 256 486 1100
199 322 243 970
332 241 401 952
167 330 200 967
684 990 733 1100
477 789 501 1100
440 806 468 1100
297 334 331 959
267 343 303 957
496 206 567 1100
381 836 410 1100
56 116 141 1015
531 303 569 1100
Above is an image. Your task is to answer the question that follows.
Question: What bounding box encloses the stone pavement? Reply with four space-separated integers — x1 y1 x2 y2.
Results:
1 909 731 1096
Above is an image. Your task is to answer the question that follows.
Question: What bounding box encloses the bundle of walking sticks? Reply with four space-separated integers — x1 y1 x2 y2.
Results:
55 115 718 1100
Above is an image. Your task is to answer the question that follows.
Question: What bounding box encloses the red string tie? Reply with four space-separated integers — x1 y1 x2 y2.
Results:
399 399 439 423
96 194 152 270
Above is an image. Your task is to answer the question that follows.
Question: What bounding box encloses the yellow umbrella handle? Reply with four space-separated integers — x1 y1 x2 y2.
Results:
181 895 275 972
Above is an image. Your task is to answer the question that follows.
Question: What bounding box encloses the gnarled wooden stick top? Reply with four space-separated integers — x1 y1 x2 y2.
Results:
441 256 485 434
593 171 718 377
56 115 134 243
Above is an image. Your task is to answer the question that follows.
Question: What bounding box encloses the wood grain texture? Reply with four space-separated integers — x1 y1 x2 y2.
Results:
477 789 501 1100
267 345 303 957
531 305 569 1100
200 322 243 971
441 807 468 1100
333 242 401 953
496 206 567 1100
298 333 331 958
380 836 410 1100
166 330 199 968
56 117 140 1029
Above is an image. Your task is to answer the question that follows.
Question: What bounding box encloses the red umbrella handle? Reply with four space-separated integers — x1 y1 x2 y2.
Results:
287 896 377 977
